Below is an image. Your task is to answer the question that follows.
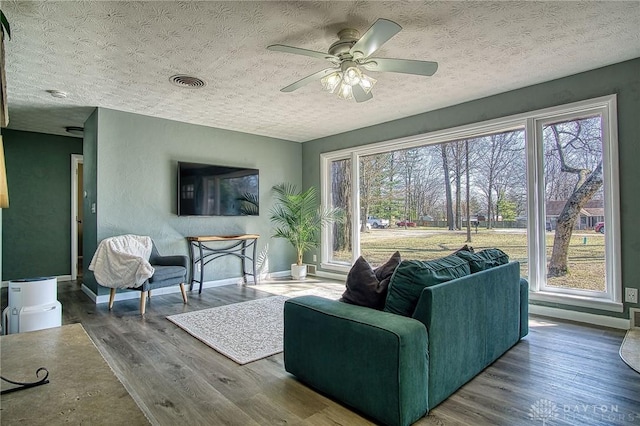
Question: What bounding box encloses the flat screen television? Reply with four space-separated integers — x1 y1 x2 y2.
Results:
177 162 259 216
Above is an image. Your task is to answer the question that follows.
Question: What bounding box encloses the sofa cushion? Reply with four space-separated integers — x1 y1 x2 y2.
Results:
148 265 186 283
476 248 509 268
453 250 488 273
383 255 470 317
340 251 401 310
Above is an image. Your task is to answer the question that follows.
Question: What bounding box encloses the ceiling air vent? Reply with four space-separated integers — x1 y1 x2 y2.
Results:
169 75 207 89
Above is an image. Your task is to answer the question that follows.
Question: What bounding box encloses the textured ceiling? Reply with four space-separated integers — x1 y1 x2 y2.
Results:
2 1 639 142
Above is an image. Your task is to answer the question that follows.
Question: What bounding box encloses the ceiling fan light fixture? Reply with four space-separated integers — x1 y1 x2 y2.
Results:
269 18 437 103
337 82 354 100
321 72 342 93
343 66 362 86
359 73 377 94
322 66 375 100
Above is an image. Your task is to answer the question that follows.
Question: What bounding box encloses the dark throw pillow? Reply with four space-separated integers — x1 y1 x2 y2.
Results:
375 251 402 282
340 251 401 310
383 255 471 317
454 244 474 254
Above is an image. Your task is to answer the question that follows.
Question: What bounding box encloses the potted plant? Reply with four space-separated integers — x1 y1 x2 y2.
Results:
270 183 341 279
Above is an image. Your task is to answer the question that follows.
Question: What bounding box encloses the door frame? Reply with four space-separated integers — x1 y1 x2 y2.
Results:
71 154 83 281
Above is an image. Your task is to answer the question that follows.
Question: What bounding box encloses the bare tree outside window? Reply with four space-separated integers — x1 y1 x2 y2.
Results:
331 158 352 264
544 116 605 289
323 97 615 299
355 130 527 269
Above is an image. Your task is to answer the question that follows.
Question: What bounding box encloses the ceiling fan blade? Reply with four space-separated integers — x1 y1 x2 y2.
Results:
352 84 373 103
362 58 438 76
280 68 338 92
349 19 402 60
267 44 338 62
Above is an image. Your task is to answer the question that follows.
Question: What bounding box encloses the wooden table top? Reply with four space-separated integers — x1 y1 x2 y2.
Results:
0 324 149 425
186 234 259 242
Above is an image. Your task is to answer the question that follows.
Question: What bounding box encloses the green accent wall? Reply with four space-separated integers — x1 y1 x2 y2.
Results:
2 129 83 280
302 58 640 318
88 108 301 296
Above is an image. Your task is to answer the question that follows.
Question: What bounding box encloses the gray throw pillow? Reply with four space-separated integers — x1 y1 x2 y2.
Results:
340 251 401 310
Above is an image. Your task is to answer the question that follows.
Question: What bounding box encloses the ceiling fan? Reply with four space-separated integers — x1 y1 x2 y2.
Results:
267 19 438 103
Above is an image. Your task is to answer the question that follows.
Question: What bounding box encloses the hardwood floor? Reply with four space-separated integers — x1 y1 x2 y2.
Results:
2 280 639 425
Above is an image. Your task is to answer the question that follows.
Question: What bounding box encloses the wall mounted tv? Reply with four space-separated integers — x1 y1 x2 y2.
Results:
177 162 259 216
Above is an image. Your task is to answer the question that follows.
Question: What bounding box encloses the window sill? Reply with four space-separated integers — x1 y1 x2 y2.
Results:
318 262 350 276
529 291 623 313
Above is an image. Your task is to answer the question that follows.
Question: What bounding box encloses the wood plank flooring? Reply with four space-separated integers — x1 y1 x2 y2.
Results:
2 280 638 426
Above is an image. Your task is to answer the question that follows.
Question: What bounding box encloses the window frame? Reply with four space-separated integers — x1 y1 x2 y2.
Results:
320 95 620 311
321 154 358 270
528 98 621 310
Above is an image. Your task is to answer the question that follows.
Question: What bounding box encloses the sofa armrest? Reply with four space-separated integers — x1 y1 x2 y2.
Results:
411 261 522 409
284 296 428 426
152 255 188 268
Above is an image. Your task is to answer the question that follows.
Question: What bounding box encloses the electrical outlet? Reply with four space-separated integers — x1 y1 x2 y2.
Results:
196 263 201 272
312 254 317 262
625 288 638 304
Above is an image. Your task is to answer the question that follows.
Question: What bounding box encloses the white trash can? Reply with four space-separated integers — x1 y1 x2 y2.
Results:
2 277 62 334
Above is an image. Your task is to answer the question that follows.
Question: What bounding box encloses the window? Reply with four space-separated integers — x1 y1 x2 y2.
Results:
355 132 527 269
181 183 194 199
528 98 621 309
321 95 621 310
325 157 353 267
542 115 606 294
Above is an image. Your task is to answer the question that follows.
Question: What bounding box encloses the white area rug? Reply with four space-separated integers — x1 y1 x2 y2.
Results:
620 329 640 374
167 286 343 365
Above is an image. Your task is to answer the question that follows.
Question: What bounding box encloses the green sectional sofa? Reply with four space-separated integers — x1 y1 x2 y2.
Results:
283 261 528 426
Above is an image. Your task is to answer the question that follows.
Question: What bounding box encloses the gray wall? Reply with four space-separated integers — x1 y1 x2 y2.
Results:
2 129 83 280
87 108 301 296
82 109 99 292
302 58 640 318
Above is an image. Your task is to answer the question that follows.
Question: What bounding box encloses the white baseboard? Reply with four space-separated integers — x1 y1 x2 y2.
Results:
85 272 290 304
314 269 347 281
2 275 72 288
267 270 291 278
92 285 190 304
81 283 97 302
529 304 630 330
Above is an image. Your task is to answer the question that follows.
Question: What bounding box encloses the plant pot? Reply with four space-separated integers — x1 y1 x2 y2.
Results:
291 264 307 280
